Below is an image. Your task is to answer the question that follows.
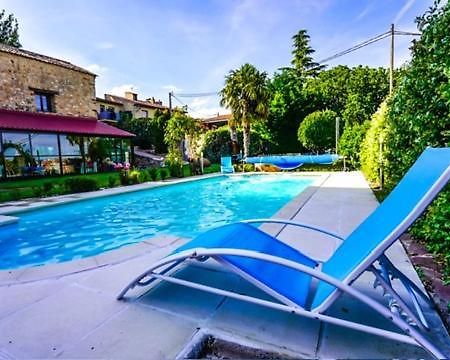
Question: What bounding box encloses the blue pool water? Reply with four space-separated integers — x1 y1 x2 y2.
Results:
0 174 314 269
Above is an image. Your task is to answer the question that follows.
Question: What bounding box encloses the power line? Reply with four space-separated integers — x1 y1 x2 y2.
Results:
317 31 390 64
394 30 421 36
316 28 420 65
172 26 421 114
174 92 219 98
171 93 198 114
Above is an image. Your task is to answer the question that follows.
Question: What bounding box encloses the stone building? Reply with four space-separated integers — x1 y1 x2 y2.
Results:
200 113 231 129
0 44 133 179
96 91 168 122
0 43 97 117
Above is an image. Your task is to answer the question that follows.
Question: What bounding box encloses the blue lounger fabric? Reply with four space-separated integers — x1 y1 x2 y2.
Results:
221 156 234 173
174 222 318 307
313 147 450 308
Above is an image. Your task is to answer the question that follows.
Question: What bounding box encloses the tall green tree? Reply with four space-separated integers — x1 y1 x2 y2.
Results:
220 63 271 158
291 29 324 77
0 10 21 48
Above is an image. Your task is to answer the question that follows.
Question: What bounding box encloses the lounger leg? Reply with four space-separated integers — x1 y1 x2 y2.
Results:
117 260 183 300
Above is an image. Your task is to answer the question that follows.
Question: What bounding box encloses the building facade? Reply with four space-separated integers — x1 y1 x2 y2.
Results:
200 113 231 129
96 91 168 122
0 44 134 179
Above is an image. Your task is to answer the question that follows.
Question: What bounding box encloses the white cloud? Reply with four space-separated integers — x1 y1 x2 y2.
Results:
109 84 139 96
162 84 183 93
356 3 373 21
394 0 416 24
190 106 226 119
97 41 115 50
84 63 108 75
184 96 226 118
191 97 210 108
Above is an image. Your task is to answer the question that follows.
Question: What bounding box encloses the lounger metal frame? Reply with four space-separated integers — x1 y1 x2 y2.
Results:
118 219 446 359
119 148 450 359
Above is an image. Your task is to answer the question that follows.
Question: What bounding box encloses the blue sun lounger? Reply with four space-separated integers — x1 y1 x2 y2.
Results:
118 147 450 358
245 153 340 170
220 156 234 173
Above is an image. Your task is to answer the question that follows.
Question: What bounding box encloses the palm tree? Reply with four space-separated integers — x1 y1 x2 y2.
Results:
220 63 270 158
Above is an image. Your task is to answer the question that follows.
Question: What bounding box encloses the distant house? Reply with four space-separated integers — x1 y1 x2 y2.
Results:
0 44 134 179
201 113 231 129
96 91 169 122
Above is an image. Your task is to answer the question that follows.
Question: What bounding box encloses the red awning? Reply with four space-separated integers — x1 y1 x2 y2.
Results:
0 109 134 138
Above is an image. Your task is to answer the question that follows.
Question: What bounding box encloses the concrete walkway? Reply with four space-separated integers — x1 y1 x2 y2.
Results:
0 172 448 359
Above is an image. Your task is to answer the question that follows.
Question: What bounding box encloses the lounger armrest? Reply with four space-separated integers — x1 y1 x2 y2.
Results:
241 218 344 241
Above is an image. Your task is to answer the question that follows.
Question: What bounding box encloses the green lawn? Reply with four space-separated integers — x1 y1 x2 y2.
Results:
0 164 221 203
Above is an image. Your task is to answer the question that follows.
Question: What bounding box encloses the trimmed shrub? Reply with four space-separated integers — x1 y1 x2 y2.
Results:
148 167 158 181
381 3 450 277
119 170 129 185
298 110 337 152
160 168 168 181
166 161 184 178
128 170 142 184
360 101 389 186
42 182 53 194
108 176 116 188
64 178 99 193
339 121 369 169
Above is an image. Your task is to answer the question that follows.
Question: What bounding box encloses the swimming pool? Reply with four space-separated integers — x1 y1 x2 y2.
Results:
0 174 314 269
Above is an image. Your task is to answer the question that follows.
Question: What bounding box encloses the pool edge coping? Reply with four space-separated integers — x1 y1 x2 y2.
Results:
0 172 329 286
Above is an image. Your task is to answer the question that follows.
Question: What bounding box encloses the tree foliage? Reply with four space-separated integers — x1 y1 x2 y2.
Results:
382 1 450 275
339 121 369 168
119 109 169 153
220 63 271 158
0 10 21 48
298 110 337 153
165 111 200 166
267 70 309 153
202 125 274 163
267 64 390 154
290 29 324 77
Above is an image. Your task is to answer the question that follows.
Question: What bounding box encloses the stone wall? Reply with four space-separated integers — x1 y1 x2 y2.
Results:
0 51 96 117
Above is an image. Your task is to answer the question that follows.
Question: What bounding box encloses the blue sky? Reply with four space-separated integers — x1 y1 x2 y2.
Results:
0 0 433 117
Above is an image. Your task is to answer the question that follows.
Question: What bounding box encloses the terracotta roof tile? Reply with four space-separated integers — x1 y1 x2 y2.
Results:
0 43 95 76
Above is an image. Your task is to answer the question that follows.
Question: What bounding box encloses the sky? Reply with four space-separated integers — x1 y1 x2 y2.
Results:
0 0 435 118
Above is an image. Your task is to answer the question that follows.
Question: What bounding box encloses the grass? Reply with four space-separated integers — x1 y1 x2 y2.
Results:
0 164 221 203
0 172 121 203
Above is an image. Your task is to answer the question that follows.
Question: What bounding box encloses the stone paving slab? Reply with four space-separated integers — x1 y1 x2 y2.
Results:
57 305 196 360
0 284 125 358
0 171 448 359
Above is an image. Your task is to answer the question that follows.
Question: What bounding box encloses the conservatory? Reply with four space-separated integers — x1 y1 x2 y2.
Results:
0 109 134 179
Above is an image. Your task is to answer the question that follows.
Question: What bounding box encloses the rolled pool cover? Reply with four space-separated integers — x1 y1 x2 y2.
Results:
245 154 341 170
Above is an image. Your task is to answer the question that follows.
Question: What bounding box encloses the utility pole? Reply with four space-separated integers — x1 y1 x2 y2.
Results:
168 91 173 116
389 23 394 95
335 117 340 154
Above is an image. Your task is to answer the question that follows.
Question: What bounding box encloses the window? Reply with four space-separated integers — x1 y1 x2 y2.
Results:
35 92 53 112
141 110 148 118
30 133 60 175
2 132 32 177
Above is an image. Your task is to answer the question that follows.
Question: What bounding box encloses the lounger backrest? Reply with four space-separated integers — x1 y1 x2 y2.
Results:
312 147 450 310
221 156 232 167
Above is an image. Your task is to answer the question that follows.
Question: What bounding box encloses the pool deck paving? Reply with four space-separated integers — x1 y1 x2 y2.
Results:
0 171 449 359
